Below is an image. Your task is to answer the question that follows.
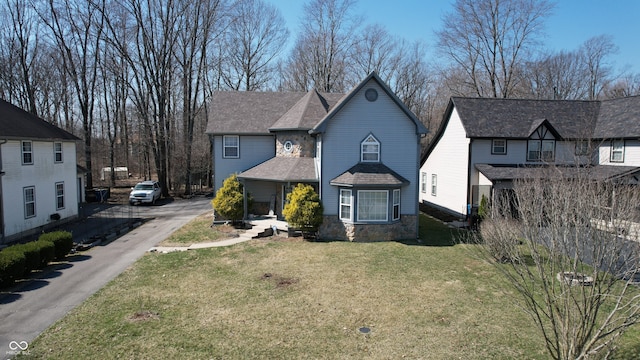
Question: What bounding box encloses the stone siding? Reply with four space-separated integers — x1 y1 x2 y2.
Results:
275 131 315 157
319 215 418 242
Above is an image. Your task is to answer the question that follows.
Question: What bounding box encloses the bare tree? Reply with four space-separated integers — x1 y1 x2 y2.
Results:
281 0 360 92
222 0 288 91
436 0 553 98
605 72 640 99
174 0 226 194
475 167 640 359
523 50 588 100
580 35 618 100
38 0 106 189
4 0 40 115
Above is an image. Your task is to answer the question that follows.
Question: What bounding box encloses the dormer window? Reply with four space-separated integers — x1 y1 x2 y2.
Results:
361 134 380 162
527 126 555 162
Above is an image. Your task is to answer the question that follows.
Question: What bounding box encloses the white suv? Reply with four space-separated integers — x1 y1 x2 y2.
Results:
129 181 162 205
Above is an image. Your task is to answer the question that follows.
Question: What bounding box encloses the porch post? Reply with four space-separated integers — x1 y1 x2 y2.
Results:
240 178 248 221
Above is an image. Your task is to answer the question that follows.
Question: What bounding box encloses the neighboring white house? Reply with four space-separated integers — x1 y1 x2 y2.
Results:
420 96 640 219
207 72 428 241
0 99 81 244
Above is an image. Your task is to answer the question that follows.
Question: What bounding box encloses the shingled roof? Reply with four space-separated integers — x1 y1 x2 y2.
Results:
475 163 640 182
330 163 409 187
449 95 640 140
206 90 344 135
237 157 317 182
0 99 79 140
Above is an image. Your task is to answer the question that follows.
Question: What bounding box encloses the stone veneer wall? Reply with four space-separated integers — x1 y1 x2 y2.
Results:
275 131 315 157
318 215 418 242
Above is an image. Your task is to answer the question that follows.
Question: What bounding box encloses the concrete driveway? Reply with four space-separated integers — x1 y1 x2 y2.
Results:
0 196 212 357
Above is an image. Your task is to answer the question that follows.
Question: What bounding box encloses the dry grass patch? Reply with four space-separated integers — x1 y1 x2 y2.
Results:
24 215 640 359
157 212 243 246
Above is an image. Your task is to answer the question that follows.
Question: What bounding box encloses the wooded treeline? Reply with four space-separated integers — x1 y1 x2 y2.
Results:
1 0 639 195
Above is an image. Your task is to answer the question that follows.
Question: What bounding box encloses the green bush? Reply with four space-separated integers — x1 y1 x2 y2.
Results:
36 240 56 267
0 250 26 285
39 231 74 260
9 242 41 275
212 174 245 222
282 184 323 233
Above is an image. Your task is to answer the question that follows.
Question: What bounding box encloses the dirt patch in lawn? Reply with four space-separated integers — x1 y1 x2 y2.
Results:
260 272 299 288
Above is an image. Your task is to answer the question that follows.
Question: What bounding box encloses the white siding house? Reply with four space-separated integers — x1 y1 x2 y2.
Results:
207 72 428 241
0 99 80 244
420 96 640 219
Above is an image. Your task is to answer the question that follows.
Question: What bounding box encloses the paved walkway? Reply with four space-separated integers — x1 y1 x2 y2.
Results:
148 216 289 253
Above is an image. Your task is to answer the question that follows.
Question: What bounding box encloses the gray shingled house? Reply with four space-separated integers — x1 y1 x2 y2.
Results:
419 96 640 219
0 99 81 243
207 72 428 241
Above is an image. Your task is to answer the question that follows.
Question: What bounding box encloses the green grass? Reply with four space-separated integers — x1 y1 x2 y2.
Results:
23 215 640 359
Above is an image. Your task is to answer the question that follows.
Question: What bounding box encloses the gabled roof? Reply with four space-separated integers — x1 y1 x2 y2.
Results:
421 95 640 165
0 99 79 141
451 97 600 139
237 157 318 182
270 90 343 131
310 72 428 135
330 163 409 187
206 90 343 135
594 96 640 138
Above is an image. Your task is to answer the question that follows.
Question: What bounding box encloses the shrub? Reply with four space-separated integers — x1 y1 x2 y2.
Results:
479 218 521 263
0 250 26 285
36 240 56 266
212 174 245 222
39 231 74 260
282 184 323 234
9 242 42 275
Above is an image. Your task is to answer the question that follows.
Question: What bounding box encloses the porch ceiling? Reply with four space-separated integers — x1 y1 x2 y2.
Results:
237 157 318 182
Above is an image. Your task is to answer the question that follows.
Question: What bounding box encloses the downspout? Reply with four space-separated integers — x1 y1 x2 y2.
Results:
466 139 474 219
416 133 426 239
0 139 7 244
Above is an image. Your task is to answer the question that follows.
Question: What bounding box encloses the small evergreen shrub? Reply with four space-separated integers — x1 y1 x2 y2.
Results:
212 174 245 222
9 242 42 275
282 184 323 235
0 250 26 285
36 240 56 267
39 231 74 260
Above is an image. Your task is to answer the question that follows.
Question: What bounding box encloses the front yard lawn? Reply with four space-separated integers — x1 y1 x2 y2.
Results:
24 215 640 359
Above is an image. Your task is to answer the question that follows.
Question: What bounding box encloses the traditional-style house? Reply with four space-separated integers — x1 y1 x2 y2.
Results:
0 99 81 244
419 96 640 219
207 72 428 241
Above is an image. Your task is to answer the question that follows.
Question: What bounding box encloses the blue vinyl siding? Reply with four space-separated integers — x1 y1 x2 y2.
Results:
319 81 421 216
213 135 274 191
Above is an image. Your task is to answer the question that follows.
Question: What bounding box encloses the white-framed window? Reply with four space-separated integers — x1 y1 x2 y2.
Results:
55 182 65 210
24 186 35 218
392 189 400 221
54 142 63 163
22 140 33 165
611 140 625 162
421 172 427 193
223 135 239 158
492 139 506 155
361 134 380 162
339 189 352 220
431 174 437 196
357 190 388 222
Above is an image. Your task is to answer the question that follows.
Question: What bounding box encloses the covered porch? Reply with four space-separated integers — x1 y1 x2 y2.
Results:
237 156 319 220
